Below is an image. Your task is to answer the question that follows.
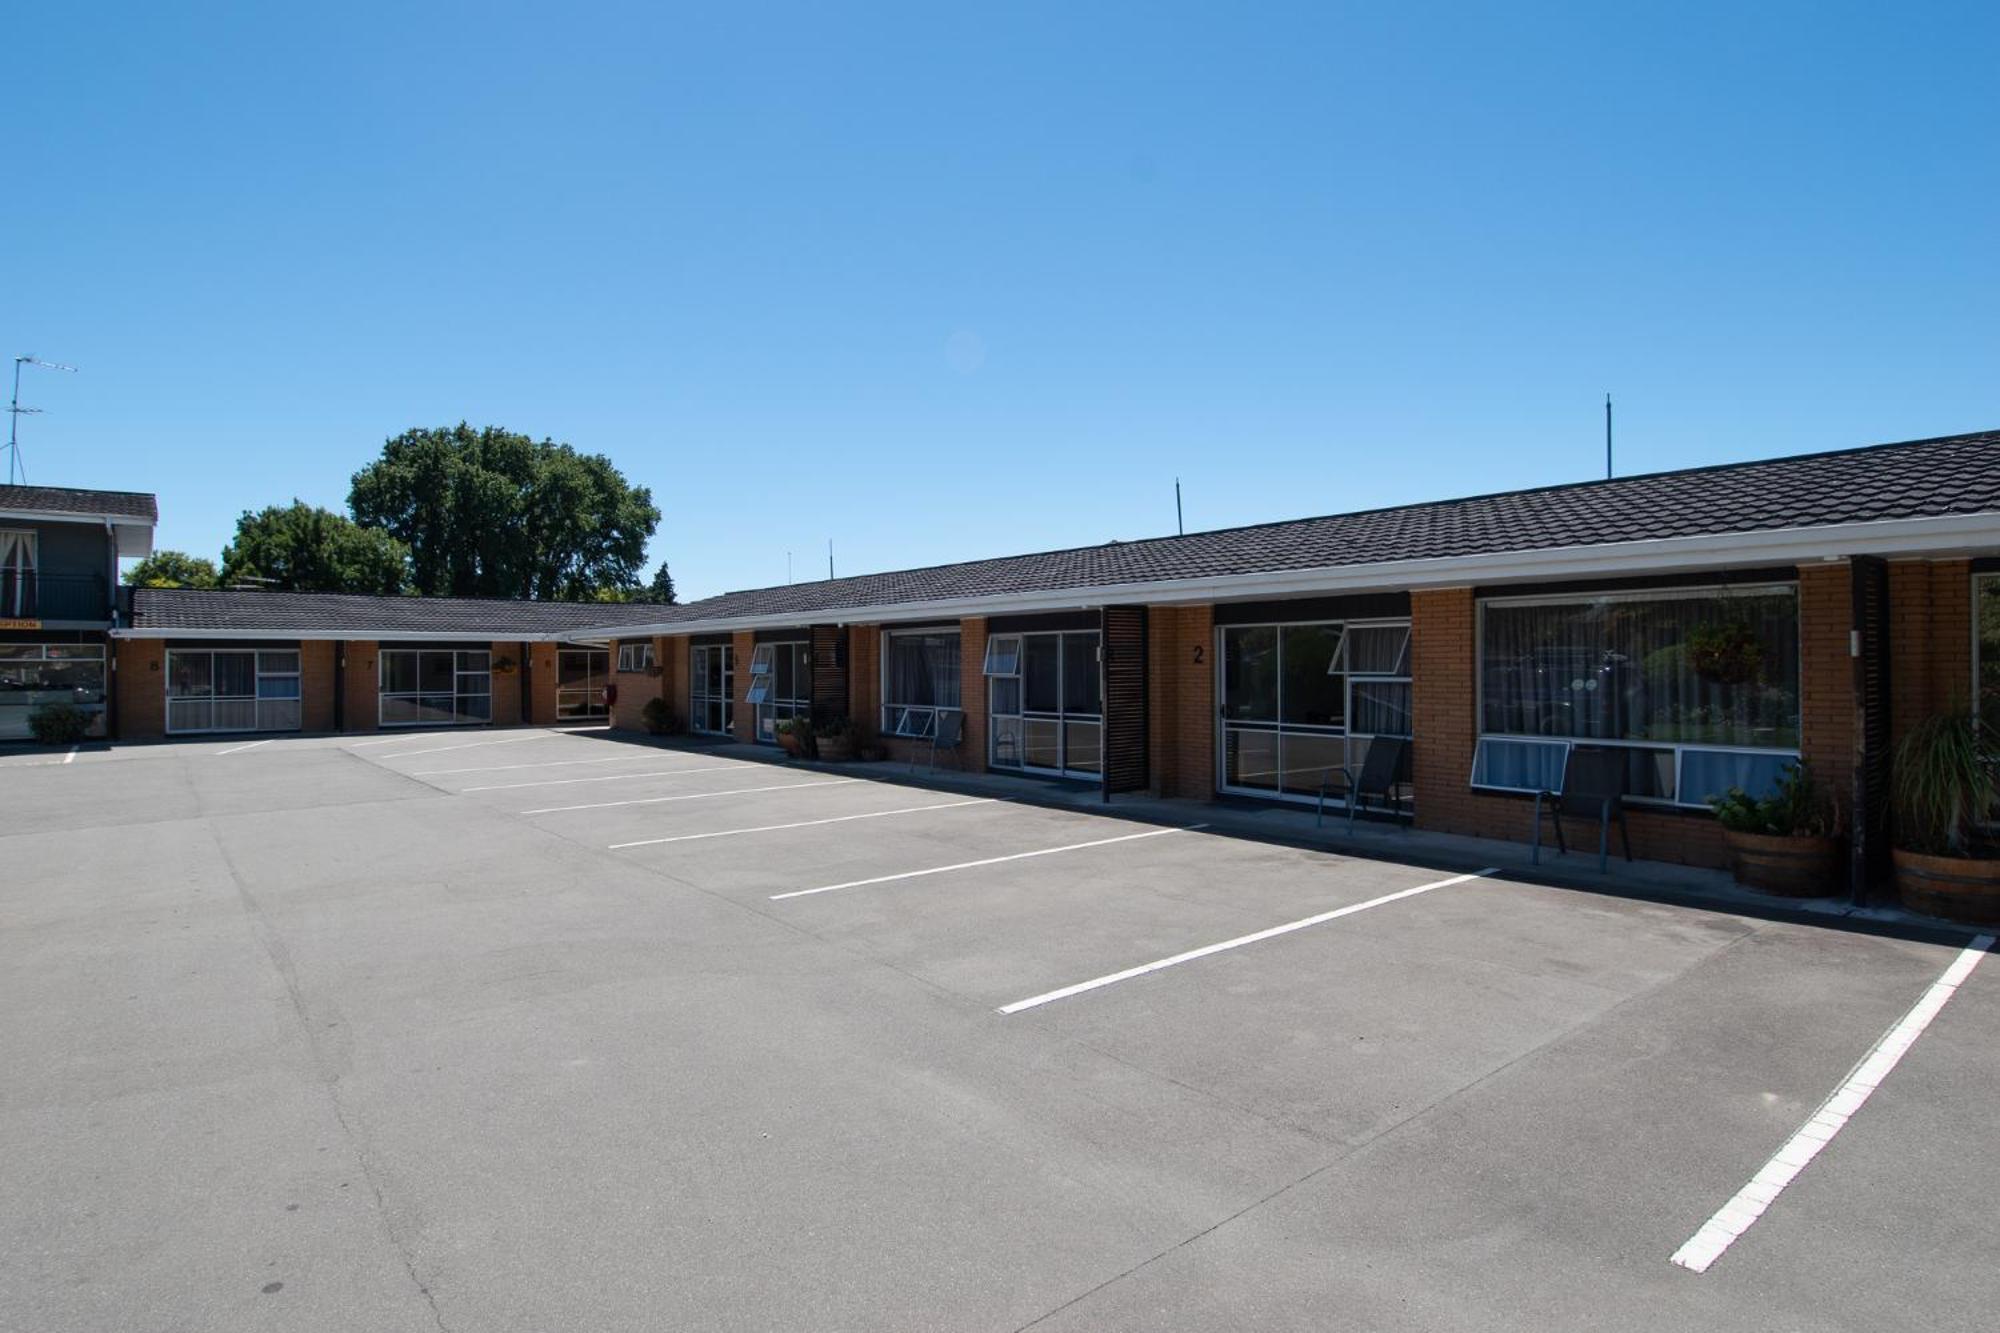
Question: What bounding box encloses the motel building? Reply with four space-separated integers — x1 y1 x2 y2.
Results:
6 430 1998 895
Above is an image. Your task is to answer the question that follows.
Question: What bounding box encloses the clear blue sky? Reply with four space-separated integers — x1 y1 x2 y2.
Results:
8 2 1997 601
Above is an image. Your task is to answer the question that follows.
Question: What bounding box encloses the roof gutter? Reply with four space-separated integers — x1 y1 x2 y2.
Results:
107 628 617 643
0 507 157 528
580 510 2000 637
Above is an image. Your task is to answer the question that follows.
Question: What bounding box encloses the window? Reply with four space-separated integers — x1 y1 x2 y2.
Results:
988 630 1100 776
691 643 734 735
1979 574 1999 726
751 640 810 742
379 649 492 727
165 648 300 733
617 642 656 673
0 640 105 740
1474 585 1801 807
881 629 960 738
0 529 36 617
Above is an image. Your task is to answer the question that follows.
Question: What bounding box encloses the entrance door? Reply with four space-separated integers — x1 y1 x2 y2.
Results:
557 648 609 720
166 649 302 734
690 643 734 735
749 641 809 742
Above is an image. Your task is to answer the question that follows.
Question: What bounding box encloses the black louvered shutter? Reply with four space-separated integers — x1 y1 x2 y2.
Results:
1100 606 1150 798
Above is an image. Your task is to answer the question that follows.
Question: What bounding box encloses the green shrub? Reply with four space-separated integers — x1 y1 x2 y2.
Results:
28 703 92 746
639 697 678 736
813 714 853 740
1710 761 1837 837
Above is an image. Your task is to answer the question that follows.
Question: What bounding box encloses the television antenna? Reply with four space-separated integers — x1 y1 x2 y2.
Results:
7 355 79 486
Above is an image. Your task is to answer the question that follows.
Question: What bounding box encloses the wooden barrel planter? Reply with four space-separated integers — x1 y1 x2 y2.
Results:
815 733 855 762
1723 830 1845 897
1892 849 2000 924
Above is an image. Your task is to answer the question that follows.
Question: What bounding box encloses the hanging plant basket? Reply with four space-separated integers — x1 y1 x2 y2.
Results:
1687 621 1763 685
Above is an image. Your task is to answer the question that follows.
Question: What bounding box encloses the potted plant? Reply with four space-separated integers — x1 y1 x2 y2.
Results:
1890 709 2000 923
1709 761 1843 896
640 697 679 737
28 702 92 746
775 717 815 759
813 715 856 762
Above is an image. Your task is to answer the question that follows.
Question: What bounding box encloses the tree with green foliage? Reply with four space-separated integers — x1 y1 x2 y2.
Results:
220 501 410 594
646 560 677 605
123 550 220 589
348 424 660 600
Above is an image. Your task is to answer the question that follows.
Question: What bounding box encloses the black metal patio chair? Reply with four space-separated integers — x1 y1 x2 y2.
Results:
917 709 965 773
1531 746 1633 873
1317 737 1412 832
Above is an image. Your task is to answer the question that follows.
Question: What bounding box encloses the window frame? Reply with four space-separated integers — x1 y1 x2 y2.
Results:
689 642 735 736
378 648 493 729
987 629 1102 779
879 626 962 740
751 639 811 742
616 641 656 673
1471 581 1803 808
1213 616 1413 808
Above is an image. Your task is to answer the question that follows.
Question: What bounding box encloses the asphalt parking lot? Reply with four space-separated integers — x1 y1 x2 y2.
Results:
2 728 1995 1331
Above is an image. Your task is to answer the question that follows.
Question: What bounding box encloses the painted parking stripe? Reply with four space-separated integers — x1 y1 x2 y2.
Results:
998 868 1498 1015
463 763 750 793
215 738 273 756
610 798 996 849
63 745 78 764
413 752 693 777
523 777 860 816
371 734 561 760
1669 934 1994 1275
770 825 1199 902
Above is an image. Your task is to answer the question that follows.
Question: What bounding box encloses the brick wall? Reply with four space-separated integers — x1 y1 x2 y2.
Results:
114 639 165 739
662 635 689 731
489 641 524 727
1146 604 1215 799
1408 585 1734 868
958 617 988 772
1889 559 1973 747
1796 562 1855 803
523 643 558 725
341 640 379 732
301 641 338 732
607 636 666 733
850 624 881 734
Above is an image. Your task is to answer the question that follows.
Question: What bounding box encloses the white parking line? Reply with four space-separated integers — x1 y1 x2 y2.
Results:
998 868 1498 1014
370 734 560 760
770 825 1199 902
215 738 273 756
609 798 996 849
413 753 679 777
1669 933 1994 1275
63 745 78 764
463 763 750 793
524 778 860 816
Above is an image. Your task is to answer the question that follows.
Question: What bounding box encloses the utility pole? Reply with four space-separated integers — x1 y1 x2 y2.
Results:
7 355 79 486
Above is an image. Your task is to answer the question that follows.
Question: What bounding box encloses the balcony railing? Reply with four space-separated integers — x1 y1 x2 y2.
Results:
0 572 111 622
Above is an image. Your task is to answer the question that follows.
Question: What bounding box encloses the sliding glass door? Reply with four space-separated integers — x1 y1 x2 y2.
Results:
1217 620 1412 805
748 640 809 742
986 630 1102 778
557 648 609 720
379 649 491 727
690 643 733 735
167 649 301 734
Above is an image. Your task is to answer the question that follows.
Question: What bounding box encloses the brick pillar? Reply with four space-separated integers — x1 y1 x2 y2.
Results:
1410 587 1476 833
959 617 988 771
731 630 757 742
489 641 524 726
1797 562 1856 802
301 641 338 732
662 635 689 731
342 641 379 731
850 625 880 735
115 639 165 739
1146 603 1215 800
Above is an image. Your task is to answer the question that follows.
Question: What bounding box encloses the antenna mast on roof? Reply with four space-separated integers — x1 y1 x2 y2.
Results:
828 539 834 580
7 355 79 486
1605 393 1613 479
1175 478 1184 536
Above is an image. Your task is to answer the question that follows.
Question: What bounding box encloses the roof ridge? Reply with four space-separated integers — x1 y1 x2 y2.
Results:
687 426 2000 610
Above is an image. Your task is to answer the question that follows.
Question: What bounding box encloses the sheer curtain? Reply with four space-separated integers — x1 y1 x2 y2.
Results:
1480 590 1799 748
